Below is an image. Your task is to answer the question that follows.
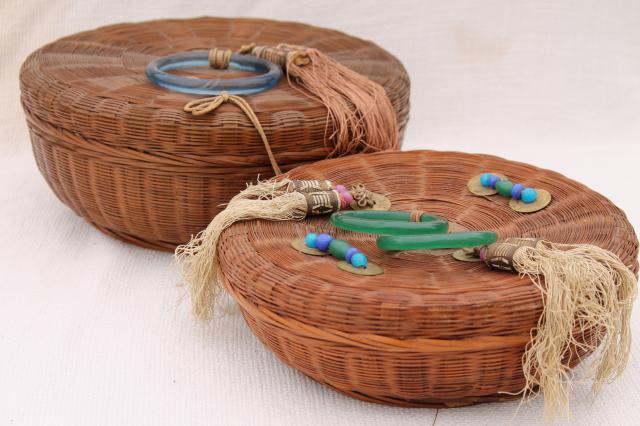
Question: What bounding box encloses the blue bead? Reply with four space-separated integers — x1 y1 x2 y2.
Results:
315 233 334 252
305 233 318 248
511 183 524 200
345 247 359 262
480 173 493 187
488 175 500 188
351 252 368 268
521 188 537 204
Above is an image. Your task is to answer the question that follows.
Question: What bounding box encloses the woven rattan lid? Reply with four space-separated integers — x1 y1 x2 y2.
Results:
19 17 410 169
219 150 639 340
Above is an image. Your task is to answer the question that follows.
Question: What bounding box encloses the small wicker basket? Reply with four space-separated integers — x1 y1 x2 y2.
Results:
218 150 638 407
19 17 410 250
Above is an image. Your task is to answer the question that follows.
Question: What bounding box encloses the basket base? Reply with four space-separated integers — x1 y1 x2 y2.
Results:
93 223 175 252
332 386 523 409
239 306 529 409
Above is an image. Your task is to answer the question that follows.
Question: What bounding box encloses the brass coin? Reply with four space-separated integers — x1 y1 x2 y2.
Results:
452 247 483 262
290 238 328 256
509 189 552 213
336 261 384 276
349 192 392 211
467 173 508 196
426 248 456 257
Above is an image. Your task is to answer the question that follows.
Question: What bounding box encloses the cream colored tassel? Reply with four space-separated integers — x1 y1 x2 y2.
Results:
229 178 334 204
175 189 307 319
228 178 293 204
506 239 637 421
176 178 344 319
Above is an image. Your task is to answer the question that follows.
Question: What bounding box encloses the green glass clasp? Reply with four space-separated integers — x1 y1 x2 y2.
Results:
330 211 449 235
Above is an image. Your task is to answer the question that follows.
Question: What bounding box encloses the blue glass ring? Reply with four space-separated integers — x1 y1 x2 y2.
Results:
146 50 283 96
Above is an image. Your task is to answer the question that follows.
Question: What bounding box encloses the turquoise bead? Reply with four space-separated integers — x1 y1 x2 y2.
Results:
305 233 318 248
351 252 368 268
480 173 493 187
521 188 537 204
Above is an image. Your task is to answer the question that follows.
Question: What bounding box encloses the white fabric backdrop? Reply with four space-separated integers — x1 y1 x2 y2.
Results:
1 1 639 425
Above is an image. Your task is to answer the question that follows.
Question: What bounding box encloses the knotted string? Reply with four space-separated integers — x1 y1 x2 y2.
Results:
207 44 309 69
238 43 311 67
410 210 425 222
184 92 282 175
187 42 398 173
208 48 232 69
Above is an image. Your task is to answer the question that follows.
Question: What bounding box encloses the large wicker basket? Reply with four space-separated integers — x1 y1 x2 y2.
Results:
19 17 410 250
217 150 638 407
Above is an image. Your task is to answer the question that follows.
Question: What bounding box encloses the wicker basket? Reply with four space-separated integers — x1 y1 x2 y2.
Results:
217 150 638 407
19 17 410 250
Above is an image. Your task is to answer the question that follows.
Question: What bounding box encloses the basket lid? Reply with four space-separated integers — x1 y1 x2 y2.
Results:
19 17 409 168
218 150 638 340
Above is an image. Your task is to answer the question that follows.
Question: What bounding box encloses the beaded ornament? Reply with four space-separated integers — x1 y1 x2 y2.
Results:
468 172 552 213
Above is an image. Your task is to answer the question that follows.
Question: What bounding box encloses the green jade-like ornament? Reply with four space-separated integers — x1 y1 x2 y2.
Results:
327 239 352 259
377 231 497 251
330 211 449 235
333 210 444 221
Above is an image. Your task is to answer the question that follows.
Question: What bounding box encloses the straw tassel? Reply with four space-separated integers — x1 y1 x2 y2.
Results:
175 178 341 319
240 43 399 156
285 48 399 155
484 238 637 421
229 178 332 203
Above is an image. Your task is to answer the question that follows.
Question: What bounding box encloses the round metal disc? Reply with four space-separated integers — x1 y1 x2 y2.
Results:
509 189 552 213
467 173 508 196
290 238 328 256
336 261 384 276
452 247 483 262
349 192 391 211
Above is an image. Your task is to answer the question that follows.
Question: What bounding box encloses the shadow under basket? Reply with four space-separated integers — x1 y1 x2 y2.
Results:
217 150 639 407
19 17 410 250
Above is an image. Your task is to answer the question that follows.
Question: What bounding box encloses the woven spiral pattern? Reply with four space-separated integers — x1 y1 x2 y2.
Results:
19 17 410 250
218 150 638 407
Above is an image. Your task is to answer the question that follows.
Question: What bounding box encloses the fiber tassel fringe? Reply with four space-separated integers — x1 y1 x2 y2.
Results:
285 48 399 156
175 178 307 320
239 43 399 156
507 239 637 421
229 178 293 204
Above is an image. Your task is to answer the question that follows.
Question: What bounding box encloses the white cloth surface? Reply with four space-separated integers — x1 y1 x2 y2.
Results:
1 0 640 425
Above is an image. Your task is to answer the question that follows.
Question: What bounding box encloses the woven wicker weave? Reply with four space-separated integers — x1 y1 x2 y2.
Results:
19 18 410 250
218 150 638 407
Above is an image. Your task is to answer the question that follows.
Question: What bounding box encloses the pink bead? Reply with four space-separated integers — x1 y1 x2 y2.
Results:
340 190 353 205
479 246 487 261
338 193 349 209
335 184 347 192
